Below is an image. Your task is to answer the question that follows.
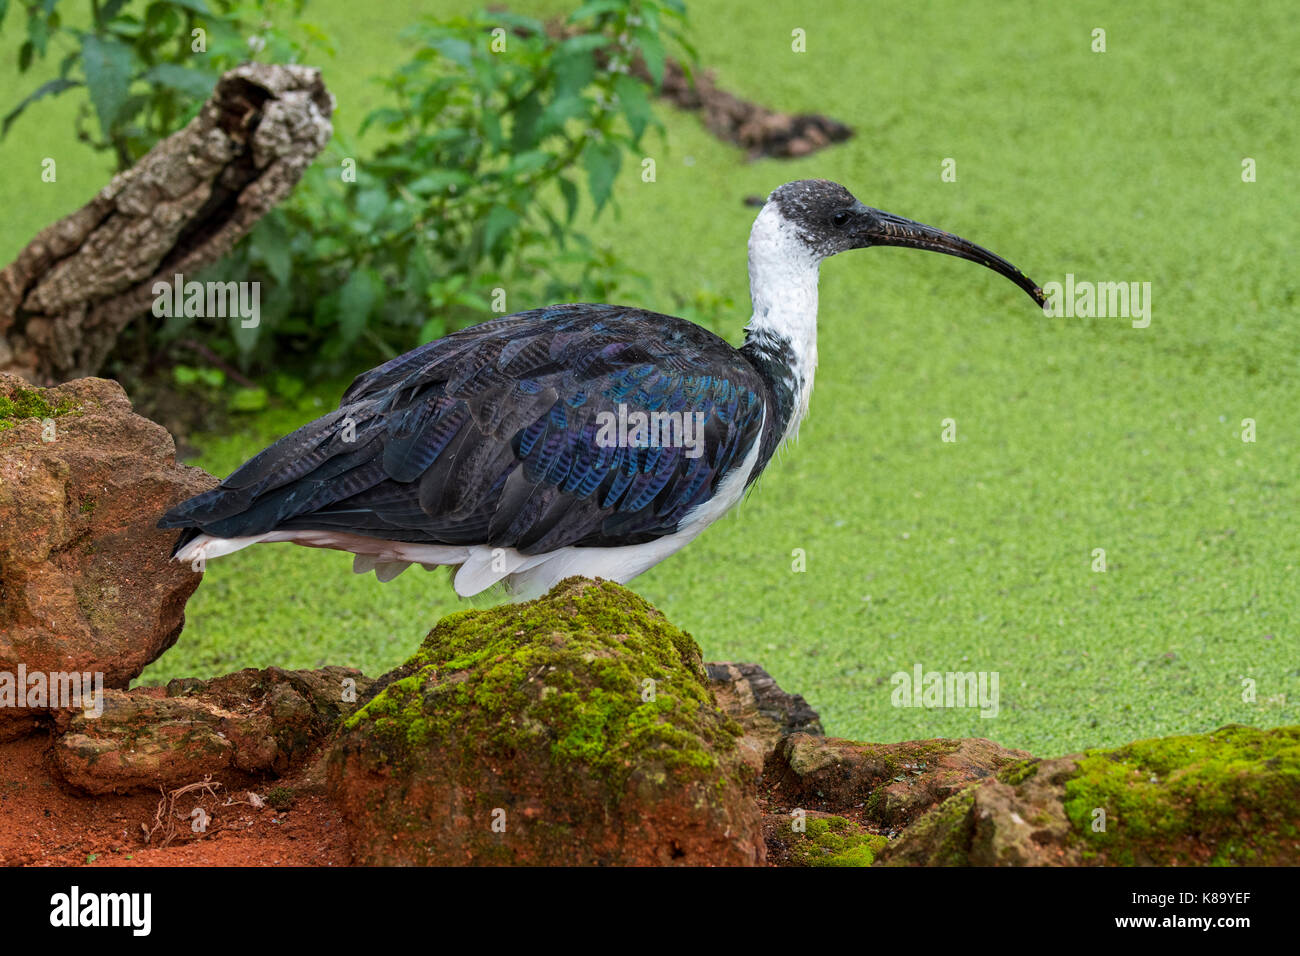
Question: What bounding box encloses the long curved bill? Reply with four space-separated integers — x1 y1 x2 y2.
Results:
858 207 1045 307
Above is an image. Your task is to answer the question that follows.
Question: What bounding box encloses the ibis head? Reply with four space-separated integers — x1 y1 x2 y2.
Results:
759 179 1045 306
743 180 1044 451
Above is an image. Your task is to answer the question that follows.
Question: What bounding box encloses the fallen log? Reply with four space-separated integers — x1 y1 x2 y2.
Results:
0 63 333 384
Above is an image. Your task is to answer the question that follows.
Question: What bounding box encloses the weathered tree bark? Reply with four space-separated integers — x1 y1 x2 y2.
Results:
0 63 334 384
650 58 853 160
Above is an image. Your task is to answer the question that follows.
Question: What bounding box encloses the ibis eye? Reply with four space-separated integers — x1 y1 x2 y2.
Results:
832 210 851 227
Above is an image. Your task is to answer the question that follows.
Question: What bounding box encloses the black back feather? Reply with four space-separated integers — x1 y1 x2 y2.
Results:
160 305 781 555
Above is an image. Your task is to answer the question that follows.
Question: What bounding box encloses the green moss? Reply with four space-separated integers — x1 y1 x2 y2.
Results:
782 815 889 867
1062 724 1300 865
265 786 295 812
0 385 79 431
998 758 1041 786
343 578 741 792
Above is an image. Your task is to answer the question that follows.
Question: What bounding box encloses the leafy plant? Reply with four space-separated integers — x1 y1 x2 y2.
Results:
201 0 689 379
1 0 325 169
5 0 696 399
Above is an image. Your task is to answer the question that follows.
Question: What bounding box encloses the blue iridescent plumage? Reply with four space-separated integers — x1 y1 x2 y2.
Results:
160 304 778 555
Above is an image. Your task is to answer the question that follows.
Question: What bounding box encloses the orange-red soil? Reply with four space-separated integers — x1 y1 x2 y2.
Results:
0 735 350 867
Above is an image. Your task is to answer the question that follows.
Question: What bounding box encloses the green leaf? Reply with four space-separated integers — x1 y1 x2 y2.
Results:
142 63 217 99
251 217 292 286
553 49 595 99
559 34 611 55
114 91 148 126
634 27 665 88
81 34 134 136
359 106 405 135
272 374 305 401
451 287 492 311
197 367 225 388
57 49 78 78
228 387 269 413
230 311 260 354
2 78 80 137
375 198 415 235
482 109 502 149
510 89 542 151
538 95 585 136
557 176 579 224
666 25 698 64
25 12 48 57
419 316 447 344
165 0 213 14
505 150 550 177
537 204 566 244
634 28 665 89
639 1 661 33
614 74 651 143
569 0 625 22
337 268 380 346
429 36 474 68
482 204 520 255
108 15 143 37
355 188 389 224
491 10 545 35
408 170 472 195
583 141 621 212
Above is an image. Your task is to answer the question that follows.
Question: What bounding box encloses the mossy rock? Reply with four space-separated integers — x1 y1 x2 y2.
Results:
327 577 764 866
878 724 1300 866
1063 724 1300 865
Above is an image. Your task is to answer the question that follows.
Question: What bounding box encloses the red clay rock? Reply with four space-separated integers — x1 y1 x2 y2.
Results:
50 666 373 794
706 661 823 774
875 756 1079 866
765 732 1031 829
0 373 216 739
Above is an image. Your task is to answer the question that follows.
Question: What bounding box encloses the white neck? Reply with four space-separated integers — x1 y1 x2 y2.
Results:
744 203 821 443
